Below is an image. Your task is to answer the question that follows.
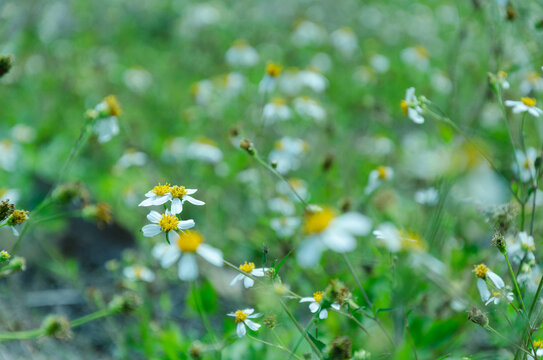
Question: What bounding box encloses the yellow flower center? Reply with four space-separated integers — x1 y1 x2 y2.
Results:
170 185 187 199
524 159 532 169
176 230 203 252
497 71 507 79
414 45 429 58
266 62 282 77
400 231 426 251
534 339 543 349
491 290 501 297
233 39 248 48
377 166 388 179
234 310 248 323
104 95 122 116
134 266 143 278
521 97 537 107
272 97 286 106
159 214 179 232
152 183 171 196
304 207 335 234
528 72 541 84
196 136 217 146
239 261 255 273
9 210 29 225
401 100 409 115
473 264 488 279
313 291 324 303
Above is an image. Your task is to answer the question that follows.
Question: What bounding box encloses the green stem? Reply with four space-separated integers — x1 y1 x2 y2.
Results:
279 299 322 359
247 334 304 360
504 252 527 313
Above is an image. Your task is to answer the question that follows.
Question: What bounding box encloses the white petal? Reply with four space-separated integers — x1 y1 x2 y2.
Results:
142 224 162 237
153 194 171 205
171 198 183 215
178 219 195 230
486 271 505 289
296 237 325 268
184 195 205 206
160 246 181 268
168 231 180 244
319 309 328 319
477 278 491 302
230 274 244 286
178 253 198 281
321 229 357 253
251 268 267 277
139 198 155 207
144 191 156 197
196 244 223 266
236 323 246 338
243 308 254 315
309 302 320 313
300 297 315 303
152 243 170 259
147 210 162 223
331 213 372 236
185 188 198 195
243 276 255 288
331 303 340 310
245 320 261 331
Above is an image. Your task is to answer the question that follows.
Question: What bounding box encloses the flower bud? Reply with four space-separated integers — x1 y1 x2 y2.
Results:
0 250 10 263
468 307 489 327
108 292 141 314
41 315 72 340
0 200 14 222
492 233 506 254
7 210 29 226
263 315 278 329
239 138 254 155
328 336 352 360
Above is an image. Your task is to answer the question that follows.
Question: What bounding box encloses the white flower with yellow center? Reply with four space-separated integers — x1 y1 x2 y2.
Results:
485 289 514 306
364 166 394 194
534 339 543 357
298 68 328 93
291 20 327 47
263 98 292 124
269 137 308 175
514 147 537 184
401 45 430 70
230 261 269 288
270 216 301 238
139 183 173 206
299 291 340 319
414 187 439 206
123 265 155 282
330 27 358 57
293 96 326 122
142 209 195 243
509 231 536 264
152 230 223 281
227 308 261 338
373 223 425 253
259 62 282 94
186 138 223 164
225 40 259 67
472 264 506 304
139 184 204 214
0 139 17 172
401 87 424 124
296 207 371 268
505 97 543 117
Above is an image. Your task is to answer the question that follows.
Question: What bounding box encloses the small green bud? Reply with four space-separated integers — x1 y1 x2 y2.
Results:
263 314 278 329
327 336 352 360
108 292 141 314
492 233 506 254
41 315 72 339
0 250 10 263
0 200 14 222
239 138 255 155
468 307 489 327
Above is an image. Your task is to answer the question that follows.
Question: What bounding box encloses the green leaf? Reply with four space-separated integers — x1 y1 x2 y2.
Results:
273 249 293 279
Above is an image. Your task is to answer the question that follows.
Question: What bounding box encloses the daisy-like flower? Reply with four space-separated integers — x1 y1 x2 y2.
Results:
190 80 214 106
139 184 204 214
414 187 439 206
227 308 261 338
91 95 122 144
473 264 507 304
270 216 301 238
330 27 358 57
298 68 328 93
373 223 425 253
509 231 536 264
5 209 29 236
291 20 327 47
268 137 309 174
142 209 195 243
229 261 269 288
186 137 223 164
505 97 543 117
496 71 510 90
0 139 18 172
296 207 371 268
225 40 259 67
485 288 514 305
514 147 537 184
401 45 430 70
293 96 326 122
123 265 155 282
299 291 340 319
152 230 223 281
533 339 543 358
364 166 394 194
117 149 147 169
401 87 424 124
263 98 292 124
259 62 282 94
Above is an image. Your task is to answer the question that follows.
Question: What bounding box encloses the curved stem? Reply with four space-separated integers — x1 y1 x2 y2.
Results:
247 334 304 360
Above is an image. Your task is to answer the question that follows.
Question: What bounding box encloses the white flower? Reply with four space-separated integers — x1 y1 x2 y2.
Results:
364 166 394 194
225 40 259 67
268 196 295 216
93 116 119 143
117 150 147 169
484 288 514 305
152 230 223 281
191 80 214 106
401 46 430 70
299 291 340 319
505 97 543 117
259 63 282 94
139 184 204 214
514 147 538 184
330 27 358 57
373 223 402 252
369 54 390 74
227 308 262 338
401 87 424 124
270 216 301 238
229 261 269 288
186 138 223 164
142 209 195 244
473 264 507 305
296 208 371 268
291 21 327 47
123 67 153 93
293 96 326 122
298 68 328 93
414 187 439 206
509 232 536 264
123 265 155 282
268 137 308 174
263 98 292 124
520 72 543 95
0 188 19 203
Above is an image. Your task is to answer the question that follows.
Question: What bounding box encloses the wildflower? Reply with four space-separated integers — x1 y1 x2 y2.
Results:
0 250 10 263
496 71 510 90
0 139 17 172
270 216 301 238
364 166 394 194
533 339 543 357
291 20 327 46
41 315 72 340
414 187 439 205
263 98 292 124
11 124 36 143
370 54 390 74
123 265 155 282
514 147 538 183
467 307 489 327
259 62 282 94
485 288 514 305
520 72 543 94
6 209 29 236
401 87 424 124
401 45 430 70
230 261 269 288
139 184 204 214
93 116 119 143
298 68 328 93
0 199 14 222
505 97 543 117
108 292 142 314
509 232 536 264
123 67 153 93
300 291 340 319
186 137 223 164
142 209 195 243
190 80 214 106
82 202 113 227
296 208 371 268
373 223 415 253
330 27 358 57
472 264 507 304
268 137 308 174
152 230 223 281
293 96 326 122
117 149 147 169
227 308 262 337
225 40 259 67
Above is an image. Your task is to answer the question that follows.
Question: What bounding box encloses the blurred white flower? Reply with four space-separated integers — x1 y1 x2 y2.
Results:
279 68 303 95
259 62 282 94
263 98 292 124
123 67 152 93
310 53 332 73
219 72 245 97
227 309 261 338
142 209 195 243
414 187 439 205
299 291 340 319
191 80 214 106
299 68 328 93
505 97 543 117
508 232 535 264
123 265 155 282
473 264 508 305
514 147 537 184
229 261 269 288
370 54 390 74
93 117 119 143
277 178 309 201
152 230 223 281
186 138 223 164
268 196 295 216
373 223 402 252
225 40 259 67
291 20 327 46
0 139 17 172
183 3 221 29
11 124 36 143
401 45 430 70
364 166 394 194
431 71 452 94
330 27 358 57
270 216 301 238
520 72 543 95
117 150 147 169
294 96 326 122
268 137 308 174
297 208 371 268
401 87 424 124
0 188 19 203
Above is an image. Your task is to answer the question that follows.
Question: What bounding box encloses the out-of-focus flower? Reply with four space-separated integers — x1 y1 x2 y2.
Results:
268 196 295 216
0 188 19 204
123 67 152 93
514 147 537 184
370 54 390 74
11 124 36 143
297 207 371 268
414 187 439 205
268 137 308 174
496 71 510 90
123 265 155 282
401 45 430 70
225 40 259 67
505 97 543 117
294 96 326 122
191 80 214 106
142 209 195 243
230 261 269 288
259 62 282 94
401 87 424 124
508 232 535 264
520 72 543 95
279 68 303 95
300 291 340 319
6 209 29 236
364 166 394 194
227 308 261 338
217 72 245 97
330 27 358 57
373 223 425 253
94 117 119 143
152 230 223 281
299 68 328 93
0 139 17 172
270 216 301 238
473 264 509 305
117 149 147 169
182 3 221 29
431 71 452 94
291 20 327 46
91 95 122 144
263 98 292 124
310 53 332 73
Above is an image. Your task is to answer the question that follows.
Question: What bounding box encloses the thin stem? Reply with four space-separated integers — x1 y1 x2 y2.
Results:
71 308 113 327
247 334 304 360
279 299 322 359
486 325 534 357
504 252 527 313
331 308 370 336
